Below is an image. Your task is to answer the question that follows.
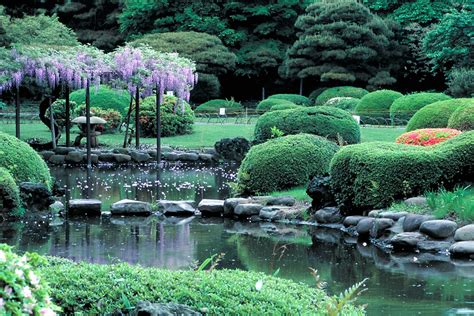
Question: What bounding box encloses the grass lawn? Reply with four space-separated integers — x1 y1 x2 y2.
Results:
0 122 404 148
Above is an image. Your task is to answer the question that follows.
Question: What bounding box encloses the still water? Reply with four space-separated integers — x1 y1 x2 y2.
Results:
1 164 474 316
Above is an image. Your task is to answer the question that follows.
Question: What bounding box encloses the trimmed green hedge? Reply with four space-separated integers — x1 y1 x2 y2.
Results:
0 167 21 217
254 106 361 144
36 256 364 315
238 134 339 194
315 86 368 106
69 86 130 116
257 98 296 112
406 98 473 132
330 131 474 213
0 132 51 188
268 94 309 105
448 103 474 131
269 103 301 112
389 92 451 123
355 90 403 123
195 99 243 114
324 97 360 112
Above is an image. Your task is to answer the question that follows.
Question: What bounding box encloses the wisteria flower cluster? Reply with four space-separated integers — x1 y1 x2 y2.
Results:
396 128 462 146
0 244 58 315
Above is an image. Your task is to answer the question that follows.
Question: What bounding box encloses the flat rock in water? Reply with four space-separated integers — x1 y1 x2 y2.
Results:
454 224 474 241
420 220 458 239
266 196 296 207
159 200 195 216
54 147 76 155
163 152 179 161
115 154 132 163
179 153 199 161
417 240 452 253
223 198 250 216
130 151 150 163
390 232 427 250
68 199 102 216
343 216 366 227
110 199 152 216
314 207 343 224
403 214 436 232
39 151 55 160
450 241 474 258
198 153 214 162
234 203 264 217
198 199 225 215
259 206 291 221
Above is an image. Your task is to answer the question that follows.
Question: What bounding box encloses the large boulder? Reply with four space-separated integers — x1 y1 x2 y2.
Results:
369 218 394 238
356 218 375 237
390 232 427 250
403 214 436 232
234 204 264 217
223 198 250 216
214 137 251 162
19 182 54 213
314 207 343 224
306 176 335 210
420 220 458 239
198 199 225 215
110 199 153 216
449 241 474 258
454 225 474 241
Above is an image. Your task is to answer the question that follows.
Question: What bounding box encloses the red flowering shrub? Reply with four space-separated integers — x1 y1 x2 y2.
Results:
396 128 462 146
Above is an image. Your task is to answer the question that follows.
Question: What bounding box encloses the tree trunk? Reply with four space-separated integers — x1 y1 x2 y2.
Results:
156 85 161 165
135 86 140 149
15 85 20 139
86 79 91 169
65 85 70 147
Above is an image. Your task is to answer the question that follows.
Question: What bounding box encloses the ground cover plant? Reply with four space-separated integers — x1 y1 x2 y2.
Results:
426 186 474 222
396 128 462 146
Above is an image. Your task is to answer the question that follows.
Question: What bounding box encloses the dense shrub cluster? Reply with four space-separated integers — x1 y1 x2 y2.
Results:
0 167 20 217
194 99 243 114
34 256 366 315
238 134 339 194
389 92 451 122
396 128 462 146
69 86 130 116
269 103 301 112
324 97 360 112
74 105 122 134
406 98 473 131
45 99 78 129
448 103 474 131
0 132 51 188
254 106 360 144
136 95 194 137
256 98 296 112
267 94 309 105
0 244 57 315
315 86 368 106
447 68 474 98
330 131 474 212
355 90 403 123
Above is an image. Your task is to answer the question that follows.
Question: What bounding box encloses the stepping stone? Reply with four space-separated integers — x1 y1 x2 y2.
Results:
454 224 474 241
115 154 132 163
390 232 427 250
130 151 150 163
68 199 102 216
65 151 84 163
450 241 474 259
420 220 457 239
198 199 225 215
159 200 195 216
223 198 250 216
234 203 264 217
110 199 152 216
259 206 291 221
49 155 65 165
314 207 343 224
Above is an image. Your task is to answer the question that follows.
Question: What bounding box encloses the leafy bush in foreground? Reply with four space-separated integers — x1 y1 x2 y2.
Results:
406 98 473 131
0 167 21 218
37 256 365 315
330 131 474 212
254 106 360 144
389 92 451 122
355 90 403 123
268 94 309 105
238 134 339 194
396 128 461 146
448 103 474 131
315 86 368 106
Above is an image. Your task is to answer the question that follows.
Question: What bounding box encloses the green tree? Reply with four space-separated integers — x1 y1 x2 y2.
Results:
131 31 237 102
281 0 404 89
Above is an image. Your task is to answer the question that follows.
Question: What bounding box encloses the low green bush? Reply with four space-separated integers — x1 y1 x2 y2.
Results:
237 134 339 194
389 92 451 123
36 256 364 315
448 103 474 131
45 99 78 129
315 86 368 106
268 94 309 105
308 88 327 105
256 98 296 112
254 106 361 144
355 90 403 123
0 132 51 188
69 86 130 116
324 97 360 112
137 95 194 137
406 98 473 132
330 131 474 213
195 99 243 114
0 167 21 217
269 103 301 112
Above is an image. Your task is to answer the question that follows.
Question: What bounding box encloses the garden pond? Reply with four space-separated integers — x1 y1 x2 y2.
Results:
1 164 474 315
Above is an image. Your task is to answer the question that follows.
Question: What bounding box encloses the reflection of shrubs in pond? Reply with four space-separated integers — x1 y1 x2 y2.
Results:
330 131 474 213
238 134 339 194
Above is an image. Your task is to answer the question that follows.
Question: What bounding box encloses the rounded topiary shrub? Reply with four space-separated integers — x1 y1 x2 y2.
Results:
254 106 361 144
137 95 194 137
315 86 368 106
448 103 474 131
406 98 474 132
268 94 309 106
330 131 474 213
396 128 462 146
69 86 130 116
0 132 51 188
389 92 452 123
269 103 301 112
257 99 296 112
237 134 339 194
195 99 242 114
324 97 360 112
0 167 21 217
355 89 403 124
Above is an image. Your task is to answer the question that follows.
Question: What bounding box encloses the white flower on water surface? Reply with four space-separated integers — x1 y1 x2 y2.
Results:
255 280 263 291
40 307 56 316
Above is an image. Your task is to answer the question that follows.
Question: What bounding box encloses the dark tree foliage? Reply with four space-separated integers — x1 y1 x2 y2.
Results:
281 1 404 89
131 32 237 102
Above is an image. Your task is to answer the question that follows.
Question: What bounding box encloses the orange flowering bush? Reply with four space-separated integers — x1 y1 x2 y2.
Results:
396 128 462 146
